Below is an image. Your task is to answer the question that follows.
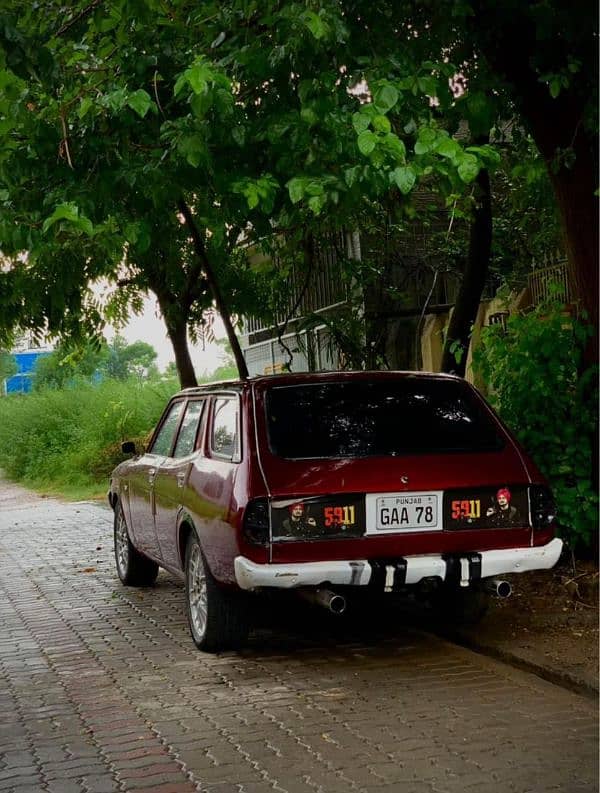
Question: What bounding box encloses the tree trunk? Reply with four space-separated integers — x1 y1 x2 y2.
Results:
534 121 598 364
164 314 198 389
145 264 198 389
471 4 599 363
178 200 249 380
441 167 492 375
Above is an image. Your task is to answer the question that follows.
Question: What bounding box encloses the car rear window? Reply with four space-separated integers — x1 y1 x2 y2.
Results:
265 379 504 459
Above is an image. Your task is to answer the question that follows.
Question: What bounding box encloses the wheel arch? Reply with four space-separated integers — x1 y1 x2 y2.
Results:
177 514 197 571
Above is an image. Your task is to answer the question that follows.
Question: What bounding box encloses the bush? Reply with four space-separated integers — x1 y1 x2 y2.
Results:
0 377 178 498
475 300 598 552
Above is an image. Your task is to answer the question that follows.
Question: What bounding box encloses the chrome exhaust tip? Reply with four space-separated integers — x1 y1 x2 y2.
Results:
298 588 347 615
483 578 512 599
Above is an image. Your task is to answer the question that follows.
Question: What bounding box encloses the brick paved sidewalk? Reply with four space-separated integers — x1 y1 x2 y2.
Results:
0 483 597 793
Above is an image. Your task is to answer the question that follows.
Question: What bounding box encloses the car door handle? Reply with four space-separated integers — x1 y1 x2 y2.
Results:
176 472 187 488
148 468 156 484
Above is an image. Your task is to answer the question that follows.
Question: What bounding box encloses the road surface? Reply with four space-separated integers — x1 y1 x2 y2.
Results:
0 481 597 793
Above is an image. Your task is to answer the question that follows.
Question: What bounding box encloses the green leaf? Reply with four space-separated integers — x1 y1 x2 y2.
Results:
344 167 360 188
457 153 480 183
136 222 151 253
390 165 416 194
78 97 94 119
213 87 234 116
372 114 391 134
449 339 464 364
466 144 501 167
383 133 406 161
360 104 379 120
414 127 438 155
0 69 14 91
173 73 187 97
124 222 139 243
105 88 127 112
352 112 370 134
305 181 324 197
308 194 326 214
178 135 205 168
397 76 417 91
127 89 153 118
435 136 461 160
417 76 437 96
186 63 210 95
42 203 93 236
373 85 399 113
246 185 259 209
300 107 318 126
357 130 377 156
190 91 212 117
287 177 305 204
98 5 121 32
302 10 327 40
549 78 561 99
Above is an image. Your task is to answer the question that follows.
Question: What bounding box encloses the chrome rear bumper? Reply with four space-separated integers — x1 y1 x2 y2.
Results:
234 538 563 591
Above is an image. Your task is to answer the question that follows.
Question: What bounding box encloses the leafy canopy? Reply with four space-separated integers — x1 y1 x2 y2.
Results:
0 0 508 351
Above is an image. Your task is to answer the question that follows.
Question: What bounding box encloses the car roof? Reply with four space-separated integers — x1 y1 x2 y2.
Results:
174 370 464 398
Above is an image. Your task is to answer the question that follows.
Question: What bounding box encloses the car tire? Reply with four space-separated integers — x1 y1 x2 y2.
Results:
432 584 489 625
114 502 159 586
185 532 249 652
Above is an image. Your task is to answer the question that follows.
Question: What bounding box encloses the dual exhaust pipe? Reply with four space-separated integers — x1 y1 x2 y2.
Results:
298 578 511 615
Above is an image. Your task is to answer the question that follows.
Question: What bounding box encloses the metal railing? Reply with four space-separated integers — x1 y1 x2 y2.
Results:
245 232 349 335
528 256 574 305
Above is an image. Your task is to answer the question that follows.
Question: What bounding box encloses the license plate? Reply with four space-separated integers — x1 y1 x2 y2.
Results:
366 492 442 533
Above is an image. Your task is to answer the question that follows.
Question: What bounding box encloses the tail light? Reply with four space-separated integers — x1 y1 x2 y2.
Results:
529 485 556 529
242 498 270 546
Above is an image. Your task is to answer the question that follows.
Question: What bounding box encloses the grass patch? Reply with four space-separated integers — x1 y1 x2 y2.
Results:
0 377 178 500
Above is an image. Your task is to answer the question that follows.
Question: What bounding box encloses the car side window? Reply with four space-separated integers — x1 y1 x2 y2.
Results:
150 401 184 457
173 400 205 459
211 397 240 461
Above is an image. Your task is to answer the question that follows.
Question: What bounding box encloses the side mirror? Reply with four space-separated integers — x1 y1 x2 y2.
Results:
121 441 137 455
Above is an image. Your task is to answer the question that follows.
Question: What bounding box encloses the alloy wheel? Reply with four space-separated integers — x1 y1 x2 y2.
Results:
187 542 208 640
115 509 129 577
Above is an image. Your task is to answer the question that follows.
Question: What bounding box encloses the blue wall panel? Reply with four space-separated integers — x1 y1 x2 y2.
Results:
4 351 51 394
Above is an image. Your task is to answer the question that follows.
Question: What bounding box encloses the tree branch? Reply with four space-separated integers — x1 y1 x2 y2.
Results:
59 109 74 169
56 0 105 37
276 231 315 371
178 199 249 380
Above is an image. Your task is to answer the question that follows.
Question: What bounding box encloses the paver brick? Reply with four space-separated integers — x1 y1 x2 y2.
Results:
0 490 598 793
118 763 184 779
79 775 120 793
0 777 42 792
131 784 198 793
121 777 198 791
42 782 84 793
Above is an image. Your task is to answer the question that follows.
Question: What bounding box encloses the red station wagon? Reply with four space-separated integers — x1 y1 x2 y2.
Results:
109 371 563 651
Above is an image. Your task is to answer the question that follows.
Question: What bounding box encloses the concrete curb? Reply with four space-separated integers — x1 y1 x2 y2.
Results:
434 628 599 701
